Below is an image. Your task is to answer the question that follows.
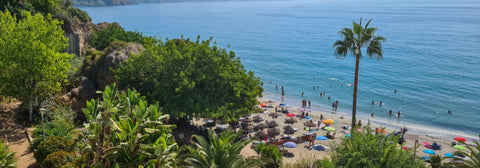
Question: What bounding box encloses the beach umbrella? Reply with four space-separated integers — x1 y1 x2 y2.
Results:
255 123 267 130
304 122 317 127
298 108 305 111
423 149 435 155
323 119 335 124
315 136 328 140
283 141 297 148
254 131 266 139
268 128 280 137
444 153 453 157
242 118 252 123
305 116 311 119
260 103 267 107
269 113 279 117
253 115 263 122
454 137 467 142
286 113 296 117
453 145 466 151
267 120 278 128
280 103 287 106
324 127 335 132
285 117 297 124
283 125 295 134
344 134 351 138
357 128 362 132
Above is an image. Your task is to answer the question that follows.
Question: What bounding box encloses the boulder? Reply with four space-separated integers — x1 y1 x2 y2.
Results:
96 43 145 90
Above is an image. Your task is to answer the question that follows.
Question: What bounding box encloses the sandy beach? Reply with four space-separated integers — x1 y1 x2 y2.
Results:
194 97 471 165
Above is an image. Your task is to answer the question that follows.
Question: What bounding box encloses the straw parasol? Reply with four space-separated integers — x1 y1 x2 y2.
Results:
268 128 280 137
304 122 317 127
269 113 279 117
255 123 267 130
283 125 295 135
323 119 335 125
242 117 253 123
285 117 297 124
267 120 278 128
253 115 263 122
255 131 266 139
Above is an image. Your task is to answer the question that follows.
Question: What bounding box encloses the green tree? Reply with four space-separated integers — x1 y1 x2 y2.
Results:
0 10 72 122
80 84 177 167
182 129 263 168
116 37 263 120
0 139 17 168
333 18 386 128
330 126 424 168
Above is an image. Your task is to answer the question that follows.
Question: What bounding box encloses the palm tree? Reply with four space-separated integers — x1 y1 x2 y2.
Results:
183 129 263 168
333 18 386 128
452 135 480 168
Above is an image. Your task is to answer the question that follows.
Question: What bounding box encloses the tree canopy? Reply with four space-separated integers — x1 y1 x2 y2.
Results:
115 37 263 121
0 10 72 120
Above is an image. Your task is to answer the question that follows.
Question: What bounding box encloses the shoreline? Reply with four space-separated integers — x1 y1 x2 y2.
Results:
261 92 479 141
251 97 472 163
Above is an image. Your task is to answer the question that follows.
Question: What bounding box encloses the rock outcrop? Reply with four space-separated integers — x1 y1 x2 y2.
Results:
96 43 145 90
65 22 92 57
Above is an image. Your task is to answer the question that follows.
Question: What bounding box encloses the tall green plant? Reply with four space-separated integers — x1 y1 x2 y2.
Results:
330 126 424 168
0 139 17 168
80 83 177 167
182 129 263 168
333 18 386 128
254 143 282 168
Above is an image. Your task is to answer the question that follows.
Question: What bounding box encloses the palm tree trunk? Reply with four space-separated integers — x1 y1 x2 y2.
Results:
352 55 360 128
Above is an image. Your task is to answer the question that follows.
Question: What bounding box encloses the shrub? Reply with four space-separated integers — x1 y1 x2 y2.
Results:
0 139 17 168
34 136 74 163
41 150 76 168
254 143 282 168
31 120 76 151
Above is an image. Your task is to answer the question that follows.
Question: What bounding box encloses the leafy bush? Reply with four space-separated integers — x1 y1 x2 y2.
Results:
89 24 144 50
254 143 282 168
31 120 76 151
330 126 425 168
34 136 74 163
0 139 17 168
41 150 76 168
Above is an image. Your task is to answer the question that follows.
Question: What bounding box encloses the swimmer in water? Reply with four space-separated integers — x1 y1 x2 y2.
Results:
389 110 392 115
448 110 452 114
397 111 401 117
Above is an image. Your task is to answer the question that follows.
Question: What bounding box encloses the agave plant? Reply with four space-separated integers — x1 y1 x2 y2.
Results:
0 140 16 168
182 129 263 168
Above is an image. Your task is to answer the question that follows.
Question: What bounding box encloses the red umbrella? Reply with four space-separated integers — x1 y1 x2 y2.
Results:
286 113 296 117
454 137 467 142
260 103 267 107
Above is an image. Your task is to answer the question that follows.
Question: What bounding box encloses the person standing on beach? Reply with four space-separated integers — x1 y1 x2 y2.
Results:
308 100 311 109
282 90 284 96
357 120 362 127
320 114 323 121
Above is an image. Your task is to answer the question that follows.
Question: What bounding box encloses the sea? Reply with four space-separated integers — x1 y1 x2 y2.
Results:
81 0 480 140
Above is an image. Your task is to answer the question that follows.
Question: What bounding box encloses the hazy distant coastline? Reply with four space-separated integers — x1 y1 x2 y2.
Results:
73 0 261 7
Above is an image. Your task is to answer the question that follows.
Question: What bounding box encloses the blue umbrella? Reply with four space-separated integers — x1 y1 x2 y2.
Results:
315 136 328 140
283 141 297 148
344 134 351 138
444 153 453 157
305 116 311 119
423 149 435 155
280 103 287 106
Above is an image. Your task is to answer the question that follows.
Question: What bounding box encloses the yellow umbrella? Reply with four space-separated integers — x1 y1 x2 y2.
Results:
323 119 335 124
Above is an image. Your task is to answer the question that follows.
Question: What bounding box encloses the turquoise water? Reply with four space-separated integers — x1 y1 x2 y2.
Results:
81 0 480 139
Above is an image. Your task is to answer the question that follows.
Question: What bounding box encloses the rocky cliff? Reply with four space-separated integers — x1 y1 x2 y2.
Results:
64 22 92 57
